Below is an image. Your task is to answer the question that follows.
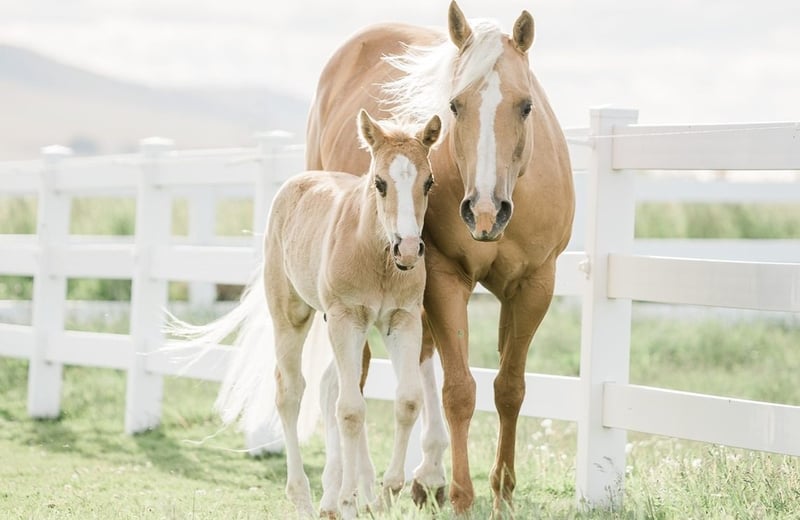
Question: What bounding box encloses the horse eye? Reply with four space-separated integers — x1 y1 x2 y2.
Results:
449 101 458 116
423 176 434 195
374 176 387 197
521 101 533 118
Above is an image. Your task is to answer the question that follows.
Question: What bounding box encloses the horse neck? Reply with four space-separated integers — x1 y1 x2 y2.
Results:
430 138 466 201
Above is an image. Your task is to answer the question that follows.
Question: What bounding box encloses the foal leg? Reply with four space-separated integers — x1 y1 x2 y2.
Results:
327 313 369 520
411 335 449 508
356 344 377 509
380 310 424 504
319 362 341 517
273 315 316 517
490 263 556 516
320 343 377 517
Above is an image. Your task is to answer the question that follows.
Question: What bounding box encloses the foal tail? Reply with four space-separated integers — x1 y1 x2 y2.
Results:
164 267 332 454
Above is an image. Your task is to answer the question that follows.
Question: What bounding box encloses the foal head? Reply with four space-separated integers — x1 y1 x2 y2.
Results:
357 109 441 270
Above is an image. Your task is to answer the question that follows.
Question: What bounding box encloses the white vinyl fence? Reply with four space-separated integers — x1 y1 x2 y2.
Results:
0 107 798 507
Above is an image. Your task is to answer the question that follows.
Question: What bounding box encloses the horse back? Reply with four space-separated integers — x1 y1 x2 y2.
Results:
306 23 442 173
266 171 361 309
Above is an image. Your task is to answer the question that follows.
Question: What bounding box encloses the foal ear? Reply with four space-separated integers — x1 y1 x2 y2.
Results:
513 10 535 53
448 1 472 50
357 109 385 151
417 115 442 150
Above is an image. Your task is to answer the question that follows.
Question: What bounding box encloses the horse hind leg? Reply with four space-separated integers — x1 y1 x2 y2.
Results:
273 315 316 517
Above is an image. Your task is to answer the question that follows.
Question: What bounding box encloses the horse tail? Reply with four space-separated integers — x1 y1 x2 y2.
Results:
164 266 332 454
297 311 333 443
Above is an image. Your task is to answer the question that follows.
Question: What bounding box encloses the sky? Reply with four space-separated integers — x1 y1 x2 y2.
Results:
1 0 799 128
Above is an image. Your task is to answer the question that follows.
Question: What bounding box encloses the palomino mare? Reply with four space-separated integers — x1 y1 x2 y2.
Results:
306 1 575 514
267 110 439 518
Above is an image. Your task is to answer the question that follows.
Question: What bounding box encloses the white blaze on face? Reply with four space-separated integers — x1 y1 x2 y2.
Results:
475 70 502 205
388 154 420 238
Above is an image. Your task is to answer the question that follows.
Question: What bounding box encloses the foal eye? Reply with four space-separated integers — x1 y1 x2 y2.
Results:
449 101 458 116
521 101 533 118
423 176 434 195
374 176 387 197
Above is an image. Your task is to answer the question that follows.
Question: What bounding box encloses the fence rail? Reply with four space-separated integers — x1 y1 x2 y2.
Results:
1 107 798 507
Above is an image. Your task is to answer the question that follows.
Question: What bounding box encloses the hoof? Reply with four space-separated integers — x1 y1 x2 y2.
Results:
411 480 446 509
381 483 403 509
319 511 337 519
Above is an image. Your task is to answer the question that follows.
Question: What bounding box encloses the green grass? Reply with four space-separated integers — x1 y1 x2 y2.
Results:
2 302 799 519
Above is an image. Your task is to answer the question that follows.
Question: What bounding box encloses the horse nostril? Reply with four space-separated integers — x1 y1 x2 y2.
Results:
497 200 513 227
459 198 475 227
418 241 425 257
393 241 401 257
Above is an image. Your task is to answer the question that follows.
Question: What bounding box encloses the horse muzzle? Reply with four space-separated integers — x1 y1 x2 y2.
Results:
392 236 425 270
459 196 512 242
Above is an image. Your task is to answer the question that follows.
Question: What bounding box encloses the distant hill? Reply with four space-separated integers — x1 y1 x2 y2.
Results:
0 44 310 159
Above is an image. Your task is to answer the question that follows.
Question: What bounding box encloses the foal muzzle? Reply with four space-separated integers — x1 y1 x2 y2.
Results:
392 236 425 270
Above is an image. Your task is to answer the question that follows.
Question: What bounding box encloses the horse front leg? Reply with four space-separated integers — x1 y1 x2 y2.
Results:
327 313 369 520
411 324 449 509
423 267 475 514
380 309 424 506
491 263 556 516
319 361 341 518
319 343 374 518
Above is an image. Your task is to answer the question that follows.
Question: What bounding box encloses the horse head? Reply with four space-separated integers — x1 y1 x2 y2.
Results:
446 1 536 241
357 109 442 270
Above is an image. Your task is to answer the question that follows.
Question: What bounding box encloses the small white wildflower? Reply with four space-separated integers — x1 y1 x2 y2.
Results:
691 458 702 469
625 443 633 455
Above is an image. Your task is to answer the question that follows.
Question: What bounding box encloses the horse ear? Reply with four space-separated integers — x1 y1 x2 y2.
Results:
357 109 385 150
513 10 535 53
448 1 472 50
418 115 442 150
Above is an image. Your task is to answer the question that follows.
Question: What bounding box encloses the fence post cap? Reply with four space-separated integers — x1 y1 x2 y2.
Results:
254 130 294 141
139 137 174 153
40 145 73 158
589 106 639 120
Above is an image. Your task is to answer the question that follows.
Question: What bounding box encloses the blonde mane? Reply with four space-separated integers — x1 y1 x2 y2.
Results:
381 19 505 136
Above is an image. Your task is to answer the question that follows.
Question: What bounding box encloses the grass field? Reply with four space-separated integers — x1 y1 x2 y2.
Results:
1 196 799 518
1 298 799 519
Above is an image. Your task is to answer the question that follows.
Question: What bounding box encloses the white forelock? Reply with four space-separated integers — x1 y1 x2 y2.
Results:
381 19 504 137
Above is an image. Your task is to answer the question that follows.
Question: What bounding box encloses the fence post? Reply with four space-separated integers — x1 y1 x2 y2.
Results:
253 131 294 259
27 145 72 418
575 107 638 508
187 188 217 306
125 137 173 434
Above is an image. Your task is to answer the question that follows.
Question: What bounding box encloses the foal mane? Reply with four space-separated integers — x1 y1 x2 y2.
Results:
381 19 505 135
